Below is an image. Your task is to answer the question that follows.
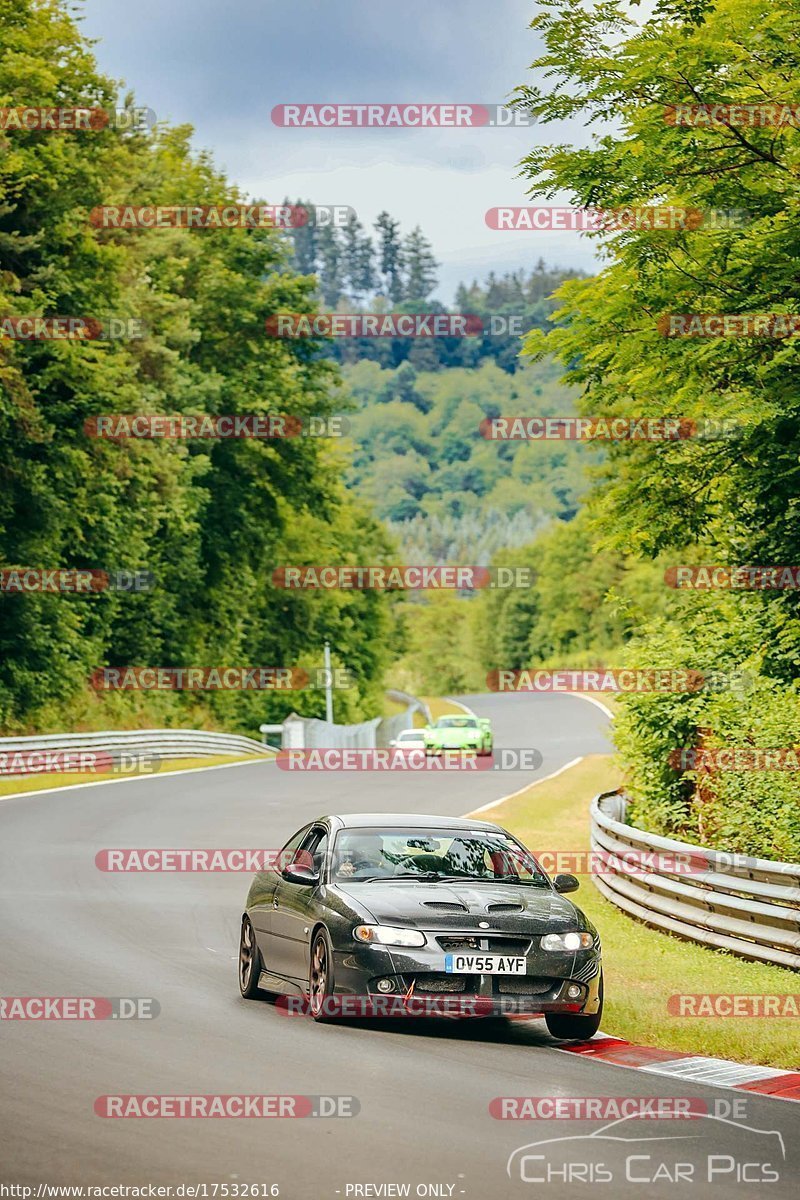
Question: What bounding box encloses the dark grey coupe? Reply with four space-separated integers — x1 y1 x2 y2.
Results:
238 812 603 1038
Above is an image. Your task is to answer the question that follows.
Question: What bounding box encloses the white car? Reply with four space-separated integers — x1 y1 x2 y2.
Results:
388 728 427 752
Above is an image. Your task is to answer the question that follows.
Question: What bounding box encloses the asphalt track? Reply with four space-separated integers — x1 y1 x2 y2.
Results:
1 692 797 1197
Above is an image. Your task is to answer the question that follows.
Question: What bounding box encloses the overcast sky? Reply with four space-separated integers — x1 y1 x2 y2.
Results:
77 0 601 300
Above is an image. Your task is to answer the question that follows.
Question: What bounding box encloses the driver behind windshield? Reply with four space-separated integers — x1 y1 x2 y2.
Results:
333 834 391 879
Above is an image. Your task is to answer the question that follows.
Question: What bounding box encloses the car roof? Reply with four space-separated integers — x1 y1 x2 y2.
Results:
320 812 504 832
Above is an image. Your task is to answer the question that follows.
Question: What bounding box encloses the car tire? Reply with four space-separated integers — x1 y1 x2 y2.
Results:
308 928 337 1022
545 972 603 1041
238 916 267 1000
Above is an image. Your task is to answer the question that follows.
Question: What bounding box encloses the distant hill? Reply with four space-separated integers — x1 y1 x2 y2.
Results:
342 356 589 563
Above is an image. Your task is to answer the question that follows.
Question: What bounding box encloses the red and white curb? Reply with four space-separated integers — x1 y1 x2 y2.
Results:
558 1035 800 1102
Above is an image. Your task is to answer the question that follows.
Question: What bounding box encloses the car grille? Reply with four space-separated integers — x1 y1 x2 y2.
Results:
434 934 531 953
485 936 531 955
437 936 480 951
497 977 554 995
414 974 469 993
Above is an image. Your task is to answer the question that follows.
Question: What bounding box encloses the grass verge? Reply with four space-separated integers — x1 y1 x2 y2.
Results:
467 754 799 1071
0 753 266 799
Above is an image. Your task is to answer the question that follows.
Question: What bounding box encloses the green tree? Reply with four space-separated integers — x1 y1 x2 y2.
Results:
511 0 800 853
374 211 405 302
315 223 344 307
341 212 375 302
403 226 438 301
0 0 397 733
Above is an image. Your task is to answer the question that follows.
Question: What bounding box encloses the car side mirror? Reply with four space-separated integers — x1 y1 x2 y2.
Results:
389 739 397 747
282 864 320 886
553 873 580 894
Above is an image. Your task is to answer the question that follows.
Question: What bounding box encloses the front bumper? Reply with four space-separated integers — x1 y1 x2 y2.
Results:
331 937 602 1017
424 742 481 754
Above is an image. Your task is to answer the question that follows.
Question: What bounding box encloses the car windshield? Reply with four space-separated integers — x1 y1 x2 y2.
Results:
435 717 478 728
397 731 422 741
330 827 550 886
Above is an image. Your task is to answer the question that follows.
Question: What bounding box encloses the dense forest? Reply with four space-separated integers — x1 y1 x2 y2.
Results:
394 0 800 861
0 0 396 733
343 356 586 558
283 211 585 372
3 0 799 864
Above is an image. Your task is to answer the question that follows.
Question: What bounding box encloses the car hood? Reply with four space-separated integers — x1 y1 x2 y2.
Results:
331 880 581 932
427 728 479 742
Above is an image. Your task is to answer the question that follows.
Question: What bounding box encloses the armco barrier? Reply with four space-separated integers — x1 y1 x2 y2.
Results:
0 728 272 774
385 689 432 726
590 790 800 971
282 706 418 750
278 689 429 751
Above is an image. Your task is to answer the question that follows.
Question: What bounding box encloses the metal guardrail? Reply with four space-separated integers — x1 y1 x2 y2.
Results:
385 689 432 725
279 690 431 751
0 728 272 773
590 789 800 971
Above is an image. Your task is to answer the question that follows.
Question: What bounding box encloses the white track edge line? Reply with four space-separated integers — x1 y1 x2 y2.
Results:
565 691 616 721
0 755 275 803
465 756 585 816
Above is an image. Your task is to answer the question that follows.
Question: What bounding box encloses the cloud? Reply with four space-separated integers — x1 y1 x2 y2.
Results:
78 0 601 297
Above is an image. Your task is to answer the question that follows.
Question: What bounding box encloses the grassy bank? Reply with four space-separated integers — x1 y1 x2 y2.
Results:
467 755 799 1070
0 754 266 799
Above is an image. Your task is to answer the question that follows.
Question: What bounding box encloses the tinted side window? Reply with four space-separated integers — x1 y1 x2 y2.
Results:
310 832 328 873
297 827 328 876
280 826 310 869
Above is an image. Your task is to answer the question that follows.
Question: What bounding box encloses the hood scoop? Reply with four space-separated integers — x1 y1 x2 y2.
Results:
487 901 524 913
423 900 469 911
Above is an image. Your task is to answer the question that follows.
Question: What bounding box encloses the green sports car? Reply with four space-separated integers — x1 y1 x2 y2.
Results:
423 714 493 756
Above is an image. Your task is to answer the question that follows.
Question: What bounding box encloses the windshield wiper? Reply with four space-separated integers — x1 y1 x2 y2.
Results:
346 872 548 886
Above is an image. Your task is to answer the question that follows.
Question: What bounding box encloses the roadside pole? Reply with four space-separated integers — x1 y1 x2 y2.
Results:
324 640 334 724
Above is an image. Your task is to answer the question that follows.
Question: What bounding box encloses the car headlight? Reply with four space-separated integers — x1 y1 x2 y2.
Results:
541 931 594 952
353 924 426 948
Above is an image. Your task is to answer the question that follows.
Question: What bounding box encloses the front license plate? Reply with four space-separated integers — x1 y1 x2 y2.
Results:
444 954 527 974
